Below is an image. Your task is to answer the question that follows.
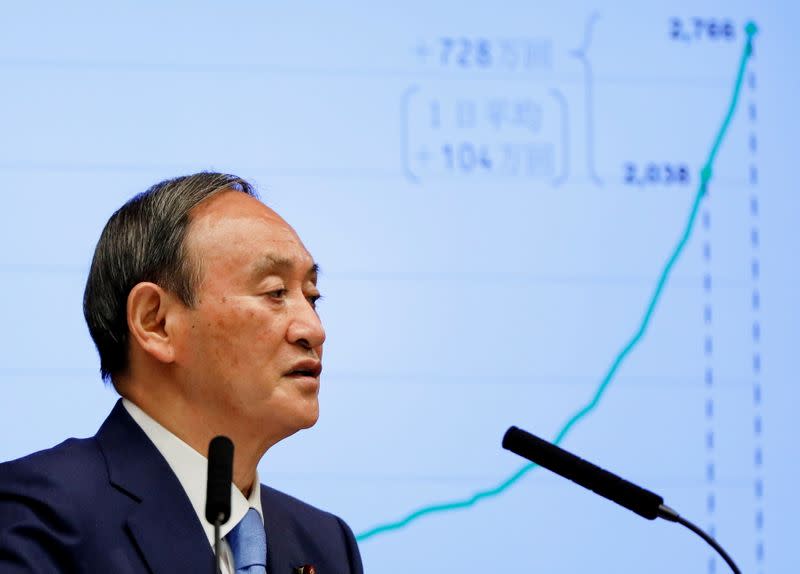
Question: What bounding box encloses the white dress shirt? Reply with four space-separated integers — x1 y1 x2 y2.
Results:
122 399 264 574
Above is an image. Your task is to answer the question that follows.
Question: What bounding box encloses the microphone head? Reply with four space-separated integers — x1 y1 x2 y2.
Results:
502 426 526 452
205 435 234 525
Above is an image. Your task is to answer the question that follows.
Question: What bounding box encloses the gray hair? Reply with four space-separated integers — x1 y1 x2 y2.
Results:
83 172 258 384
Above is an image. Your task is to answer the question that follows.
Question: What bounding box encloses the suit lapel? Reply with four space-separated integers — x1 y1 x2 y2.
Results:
96 401 215 574
125 504 215 574
262 488 304 574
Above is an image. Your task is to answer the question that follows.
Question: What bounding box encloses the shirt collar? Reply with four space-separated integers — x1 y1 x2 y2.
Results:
121 398 263 547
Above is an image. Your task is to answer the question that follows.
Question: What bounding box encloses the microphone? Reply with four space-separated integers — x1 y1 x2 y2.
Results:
502 425 663 519
502 426 741 574
206 436 234 574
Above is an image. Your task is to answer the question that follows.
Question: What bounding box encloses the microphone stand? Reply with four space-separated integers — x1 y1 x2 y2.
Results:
657 504 741 574
213 516 223 574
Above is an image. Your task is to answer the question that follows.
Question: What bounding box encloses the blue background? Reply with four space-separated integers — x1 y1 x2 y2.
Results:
0 2 797 572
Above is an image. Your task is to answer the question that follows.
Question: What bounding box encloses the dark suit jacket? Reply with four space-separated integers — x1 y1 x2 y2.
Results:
0 401 363 573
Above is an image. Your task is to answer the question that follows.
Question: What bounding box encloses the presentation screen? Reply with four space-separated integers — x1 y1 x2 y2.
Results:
0 2 796 572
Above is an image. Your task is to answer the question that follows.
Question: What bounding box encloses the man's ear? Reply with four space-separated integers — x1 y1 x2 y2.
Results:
126 282 182 365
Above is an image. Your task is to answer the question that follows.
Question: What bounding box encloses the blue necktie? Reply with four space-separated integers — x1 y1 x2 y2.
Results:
227 508 267 574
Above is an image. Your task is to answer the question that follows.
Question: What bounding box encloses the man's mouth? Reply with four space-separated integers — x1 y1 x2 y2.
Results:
285 360 322 378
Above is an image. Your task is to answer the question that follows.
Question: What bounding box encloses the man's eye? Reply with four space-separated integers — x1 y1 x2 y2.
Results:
308 294 323 309
267 289 287 299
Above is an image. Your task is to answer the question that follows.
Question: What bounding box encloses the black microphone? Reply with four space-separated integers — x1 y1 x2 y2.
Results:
502 426 741 574
503 425 662 519
206 436 234 574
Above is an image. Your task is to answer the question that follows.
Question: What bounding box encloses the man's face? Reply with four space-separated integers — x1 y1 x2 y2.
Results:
175 191 325 443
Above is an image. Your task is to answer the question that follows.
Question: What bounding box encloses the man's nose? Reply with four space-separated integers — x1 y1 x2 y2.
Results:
287 297 326 350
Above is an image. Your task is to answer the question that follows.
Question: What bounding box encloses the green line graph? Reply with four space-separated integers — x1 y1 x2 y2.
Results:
356 22 758 543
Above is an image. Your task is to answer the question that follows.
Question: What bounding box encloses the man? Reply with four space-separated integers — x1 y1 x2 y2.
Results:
0 173 363 573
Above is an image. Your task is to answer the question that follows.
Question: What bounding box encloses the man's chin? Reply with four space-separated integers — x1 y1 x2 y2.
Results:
282 401 320 434
297 404 320 430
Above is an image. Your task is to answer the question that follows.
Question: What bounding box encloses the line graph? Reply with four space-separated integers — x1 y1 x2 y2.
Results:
356 21 758 543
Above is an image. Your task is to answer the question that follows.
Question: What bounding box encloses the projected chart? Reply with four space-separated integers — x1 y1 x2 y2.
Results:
0 3 796 573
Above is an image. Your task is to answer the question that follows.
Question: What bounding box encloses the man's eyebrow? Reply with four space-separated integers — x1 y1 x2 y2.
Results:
251 255 292 277
251 255 320 281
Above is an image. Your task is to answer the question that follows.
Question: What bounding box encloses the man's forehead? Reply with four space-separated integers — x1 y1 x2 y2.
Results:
188 191 317 275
